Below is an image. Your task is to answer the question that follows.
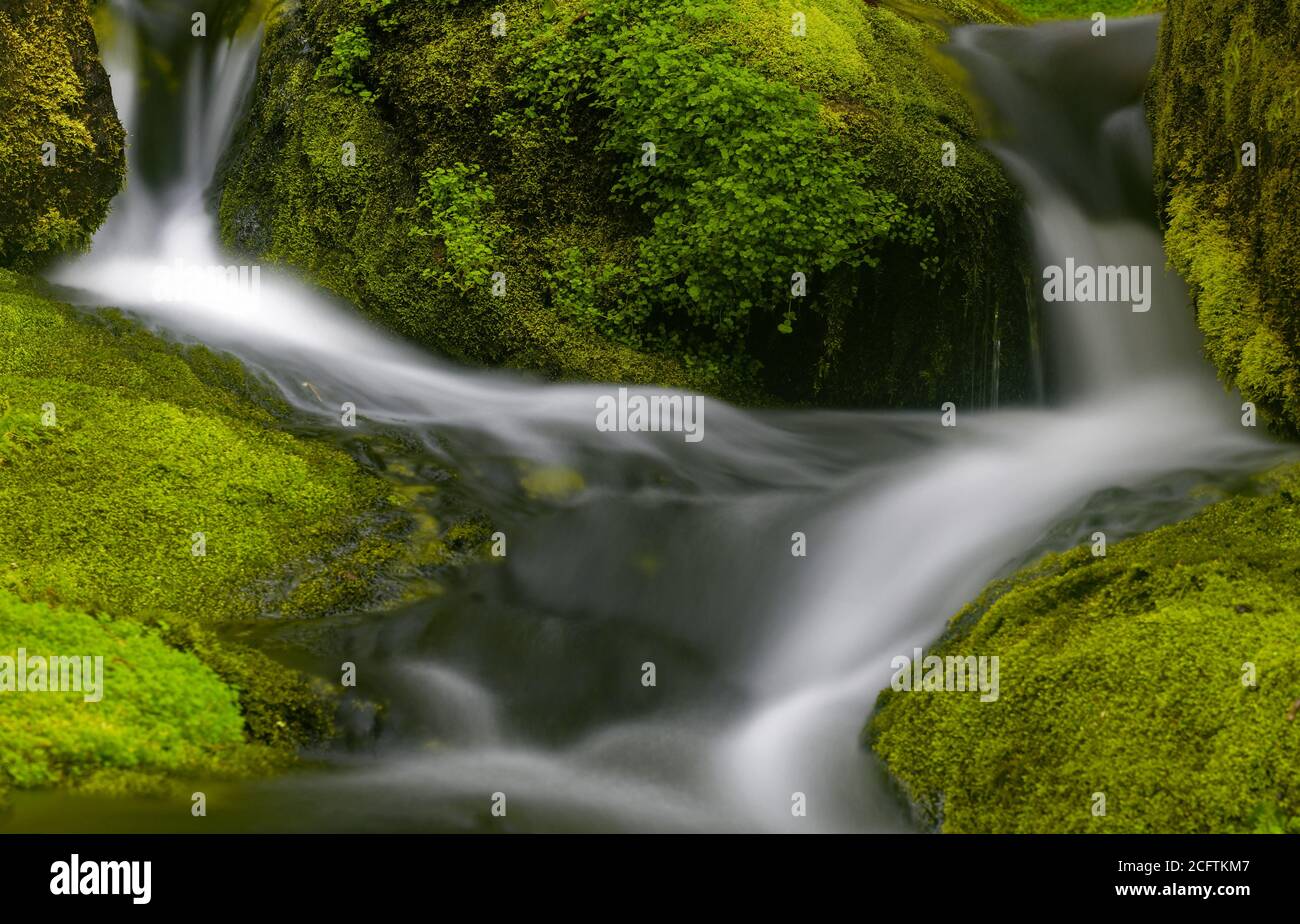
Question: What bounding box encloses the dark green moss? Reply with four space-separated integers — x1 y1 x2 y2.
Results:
219 0 1034 408
1150 1 1300 432
868 463 1300 833
0 0 125 270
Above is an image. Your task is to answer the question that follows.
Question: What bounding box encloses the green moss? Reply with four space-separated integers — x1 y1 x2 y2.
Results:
0 270 409 794
519 464 586 500
220 0 1033 408
0 282 389 626
0 0 125 270
0 592 276 803
1151 1 1300 432
868 464 1300 833
1002 0 1161 18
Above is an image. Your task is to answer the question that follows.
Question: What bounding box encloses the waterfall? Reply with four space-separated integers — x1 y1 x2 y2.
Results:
36 7 1285 832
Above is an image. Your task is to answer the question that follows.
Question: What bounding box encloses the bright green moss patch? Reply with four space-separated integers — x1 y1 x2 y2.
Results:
0 270 413 793
868 464 1300 833
1151 1 1300 432
220 0 1032 408
0 593 266 803
0 0 125 270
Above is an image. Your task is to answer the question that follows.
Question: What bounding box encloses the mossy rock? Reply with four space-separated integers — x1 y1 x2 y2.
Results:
1150 0 1300 432
0 592 281 804
0 0 125 270
0 270 415 796
1001 0 1162 18
868 464 1300 833
219 0 1035 408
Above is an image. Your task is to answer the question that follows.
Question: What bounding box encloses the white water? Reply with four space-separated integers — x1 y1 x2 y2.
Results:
43 10 1285 832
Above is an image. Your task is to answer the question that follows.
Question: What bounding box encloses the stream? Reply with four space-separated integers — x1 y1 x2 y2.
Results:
10 7 1290 832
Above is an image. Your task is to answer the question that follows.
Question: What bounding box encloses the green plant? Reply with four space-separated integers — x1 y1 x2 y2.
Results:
1245 801 1300 834
316 25 374 98
511 0 935 352
404 163 504 293
313 0 401 99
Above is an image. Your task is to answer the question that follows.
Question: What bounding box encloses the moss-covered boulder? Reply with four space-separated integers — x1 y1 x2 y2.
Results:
0 593 257 801
1150 0 1300 432
0 0 125 269
0 270 414 799
219 0 1034 408
868 465 1300 833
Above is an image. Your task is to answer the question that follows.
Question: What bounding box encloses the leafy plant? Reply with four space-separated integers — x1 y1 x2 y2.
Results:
542 242 643 341
313 0 400 99
316 25 374 98
510 0 936 351
403 164 504 293
1245 801 1299 834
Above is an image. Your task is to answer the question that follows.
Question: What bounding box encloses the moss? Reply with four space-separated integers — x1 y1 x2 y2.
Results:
519 464 586 500
0 592 281 803
219 0 1033 408
0 270 410 795
1002 0 1162 18
868 463 1300 833
1150 1 1300 432
0 0 125 270
685 0 1032 405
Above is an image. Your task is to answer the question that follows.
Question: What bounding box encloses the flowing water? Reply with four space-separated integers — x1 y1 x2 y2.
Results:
13 8 1290 832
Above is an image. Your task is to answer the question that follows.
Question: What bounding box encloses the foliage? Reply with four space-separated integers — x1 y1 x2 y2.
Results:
313 0 400 99
222 0 1031 407
404 163 504 292
511 0 936 350
317 25 376 98
1245 801 1300 834
1002 0 1162 17
541 240 637 340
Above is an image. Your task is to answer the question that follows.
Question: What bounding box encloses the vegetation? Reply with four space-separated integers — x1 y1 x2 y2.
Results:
0 0 125 270
0 270 422 800
0 593 254 800
869 463 1300 833
404 163 505 292
6 0 1297 840
219 0 1033 407
1150 0 1300 433
1003 0 1162 18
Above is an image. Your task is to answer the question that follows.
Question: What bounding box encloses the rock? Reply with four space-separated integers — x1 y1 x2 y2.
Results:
0 0 126 270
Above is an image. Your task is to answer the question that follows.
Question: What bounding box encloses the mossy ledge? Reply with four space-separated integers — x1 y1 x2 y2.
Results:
218 0 1034 408
0 0 126 270
1002 0 1162 19
1150 0 1300 433
0 270 476 803
867 464 1300 833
